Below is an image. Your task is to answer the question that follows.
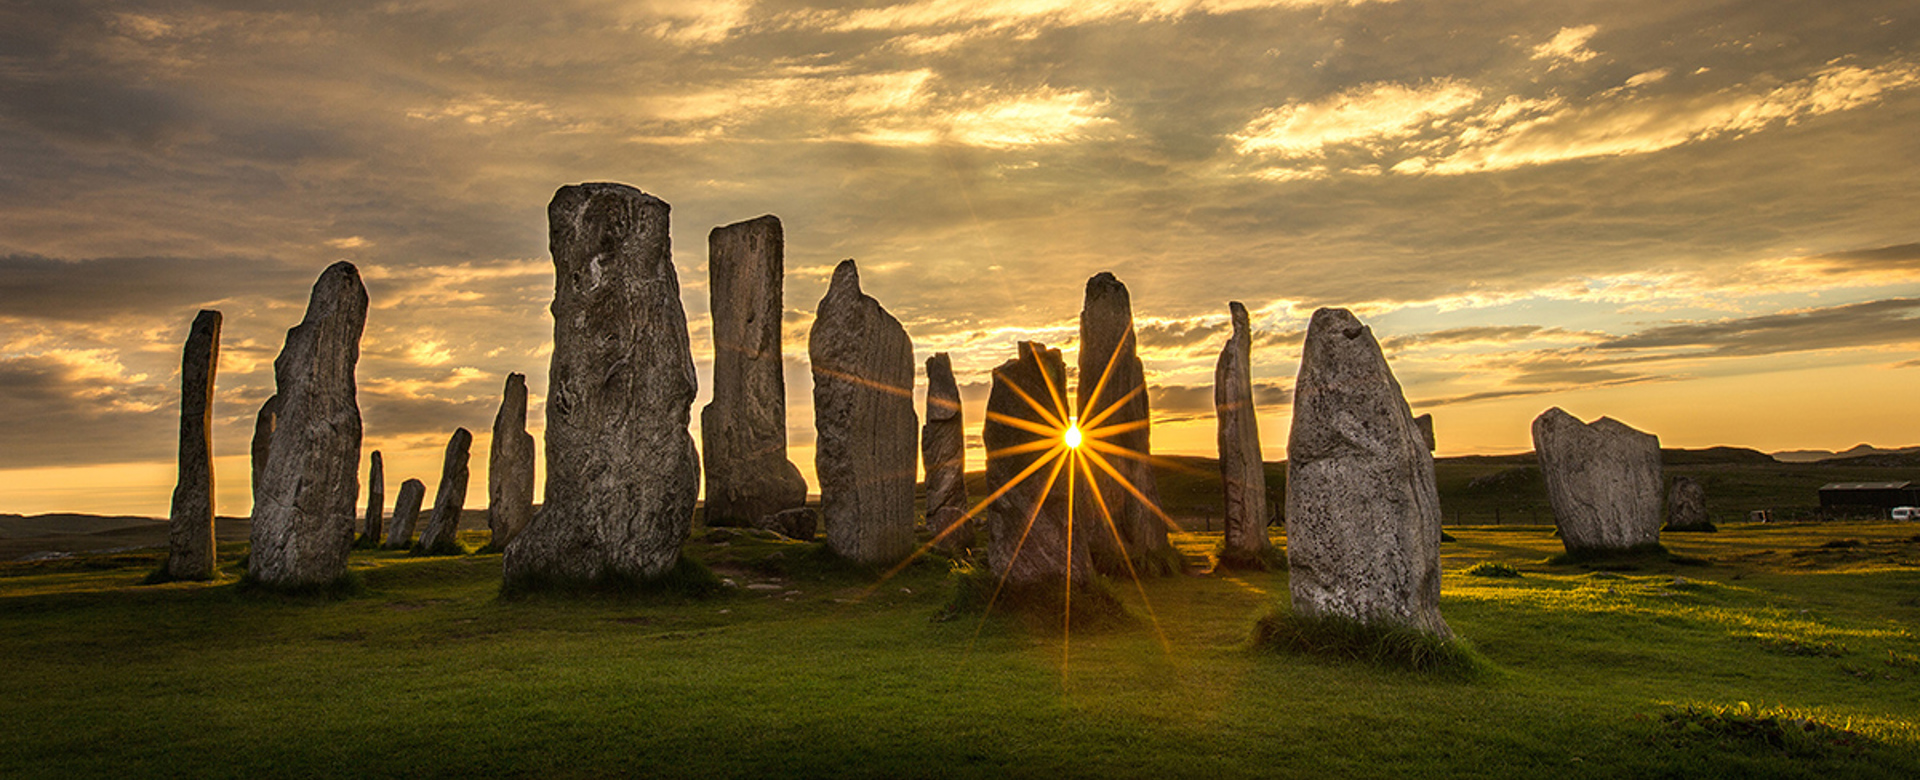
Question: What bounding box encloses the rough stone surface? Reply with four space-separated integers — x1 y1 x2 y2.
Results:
809 259 917 567
702 215 808 527
250 394 279 516
985 341 1091 591
361 450 384 546
922 352 973 552
1665 475 1713 531
504 183 699 587
487 373 535 548
166 309 221 581
383 479 426 549
1532 407 1663 553
416 427 473 554
1075 272 1173 575
1415 414 1436 452
1285 308 1450 637
247 262 367 588
1214 302 1276 569
755 506 819 542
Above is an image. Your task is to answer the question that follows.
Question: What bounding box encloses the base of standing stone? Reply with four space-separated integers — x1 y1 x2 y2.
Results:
1214 544 1287 572
411 536 468 557
939 562 1134 631
1252 609 1483 675
1662 521 1719 533
233 569 365 599
141 559 226 585
1544 541 1675 566
498 555 725 599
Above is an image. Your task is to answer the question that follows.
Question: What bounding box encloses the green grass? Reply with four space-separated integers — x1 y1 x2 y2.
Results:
2 523 1917 777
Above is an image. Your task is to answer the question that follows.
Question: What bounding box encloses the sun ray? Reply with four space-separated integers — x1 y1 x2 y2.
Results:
811 365 914 398
986 437 1066 459
994 369 1066 429
983 410 1064 439
1079 417 1150 440
969 449 1073 652
866 442 1068 592
1035 348 1074 429
1077 449 1173 654
1062 445 1075 676
1081 437 1214 477
1078 382 1144 432
1080 444 1186 535
1076 326 1133 420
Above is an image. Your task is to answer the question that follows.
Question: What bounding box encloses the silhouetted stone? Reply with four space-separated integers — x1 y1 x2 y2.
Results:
384 479 425 550
488 373 535 548
360 450 384 546
985 342 1090 591
250 394 279 516
701 215 807 526
809 259 917 567
1415 413 1436 452
248 262 367 588
1532 407 1663 553
165 309 221 581
505 183 699 588
1665 475 1715 532
1075 272 1175 575
922 352 972 553
416 427 472 555
756 506 819 542
1286 308 1450 638
1214 302 1277 570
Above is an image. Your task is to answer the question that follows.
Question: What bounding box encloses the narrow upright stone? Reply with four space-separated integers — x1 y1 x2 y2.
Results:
247 262 367 588
809 259 917 567
487 373 535 548
250 394 280 516
922 352 972 552
165 309 221 581
1665 475 1714 532
383 479 426 550
1214 302 1277 570
1075 272 1175 575
1286 308 1450 638
504 183 699 588
701 215 807 526
1415 413 1436 452
361 450 385 546
1533 408 1663 553
984 342 1089 592
416 427 473 555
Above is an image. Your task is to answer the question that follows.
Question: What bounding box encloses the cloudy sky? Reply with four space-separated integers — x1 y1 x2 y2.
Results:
3 0 1918 516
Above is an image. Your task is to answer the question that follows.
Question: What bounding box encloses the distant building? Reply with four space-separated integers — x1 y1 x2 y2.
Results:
1817 482 1920 512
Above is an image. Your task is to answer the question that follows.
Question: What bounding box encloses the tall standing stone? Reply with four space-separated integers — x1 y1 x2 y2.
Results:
810 259 917 567
247 261 367 588
701 215 807 526
360 450 385 546
1075 272 1175 576
1415 414 1436 452
383 479 426 550
504 183 699 588
1665 475 1714 532
165 309 221 581
488 373 535 549
1214 302 1278 570
1286 308 1450 638
416 427 473 555
250 394 279 517
922 352 972 553
984 342 1089 592
1533 407 1663 553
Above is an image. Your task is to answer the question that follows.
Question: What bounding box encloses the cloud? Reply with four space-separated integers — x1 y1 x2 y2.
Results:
1381 325 1587 351
0 352 173 468
1529 25 1599 67
1595 298 1920 357
1231 79 1482 160
0 254 314 321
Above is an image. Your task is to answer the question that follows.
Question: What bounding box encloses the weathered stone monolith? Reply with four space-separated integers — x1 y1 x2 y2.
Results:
1532 408 1663 553
165 309 221 581
504 183 699 589
487 373 535 549
247 261 367 588
1286 308 1450 638
1214 302 1278 570
416 427 472 555
756 506 819 542
360 450 384 546
250 394 279 515
922 352 972 553
701 215 807 526
985 341 1091 592
809 259 917 567
383 479 425 550
1665 475 1714 532
1075 272 1175 575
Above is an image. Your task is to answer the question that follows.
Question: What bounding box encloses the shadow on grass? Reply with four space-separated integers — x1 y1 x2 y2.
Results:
1546 543 1710 570
1252 609 1487 678
1639 701 1917 771
498 555 727 601
938 560 1136 634
233 571 367 601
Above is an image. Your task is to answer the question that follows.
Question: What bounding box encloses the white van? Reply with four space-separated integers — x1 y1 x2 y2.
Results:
1894 507 1919 522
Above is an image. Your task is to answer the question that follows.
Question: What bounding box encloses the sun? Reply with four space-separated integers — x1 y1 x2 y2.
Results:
1063 417 1083 449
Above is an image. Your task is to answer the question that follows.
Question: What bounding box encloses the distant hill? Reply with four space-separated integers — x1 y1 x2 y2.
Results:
1772 444 1920 463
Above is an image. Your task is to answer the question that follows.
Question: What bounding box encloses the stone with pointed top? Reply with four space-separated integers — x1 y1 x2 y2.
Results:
922 352 972 553
701 215 807 527
810 259 917 567
165 309 222 581
1533 407 1664 552
361 450 385 546
384 479 426 549
1075 272 1175 575
250 394 279 516
1286 308 1450 638
985 341 1091 591
488 373 535 548
1415 414 1436 452
1214 301 1277 570
1665 475 1714 531
416 427 472 555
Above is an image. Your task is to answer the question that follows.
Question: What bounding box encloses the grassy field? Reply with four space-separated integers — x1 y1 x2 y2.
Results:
2 518 1917 778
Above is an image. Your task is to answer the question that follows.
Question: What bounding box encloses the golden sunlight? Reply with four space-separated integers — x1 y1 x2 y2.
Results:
1064 417 1083 449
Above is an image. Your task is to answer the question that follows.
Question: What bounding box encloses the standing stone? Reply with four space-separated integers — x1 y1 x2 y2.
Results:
809 259 917 567
383 479 426 550
1665 475 1714 532
504 183 699 588
360 451 385 546
487 373 535 548
165 309 221 581
416 428 473 555
1286 308 1450 638
1532 407 1663 553
922 352 973 553
250 394 280 517
247 261 367 588
701 215 807 526
1214 302 1277 570
985 341 1090 592
1415 414 1436 452
1075 272 1175 576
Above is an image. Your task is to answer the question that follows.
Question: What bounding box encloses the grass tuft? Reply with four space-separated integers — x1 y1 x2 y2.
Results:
939 559 1134 632
410 538 468 557
1463 561 1522 578
1648 702 1885 760
1251 609 1485 677
234 571 366 600
499 554 725 601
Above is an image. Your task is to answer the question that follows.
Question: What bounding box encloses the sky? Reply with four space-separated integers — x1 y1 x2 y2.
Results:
2 0 1918 517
